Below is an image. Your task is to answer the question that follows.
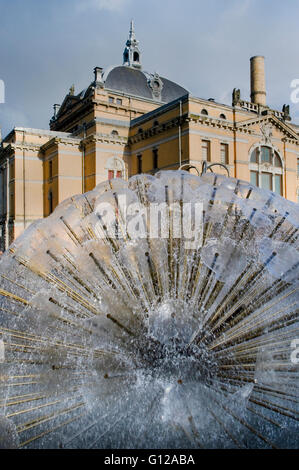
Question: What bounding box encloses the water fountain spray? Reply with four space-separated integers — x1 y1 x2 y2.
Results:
0 170 298 448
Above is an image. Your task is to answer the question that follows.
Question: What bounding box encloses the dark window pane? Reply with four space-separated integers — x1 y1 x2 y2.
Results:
153 149 158 170
137 155 142 174
261 146 271 163
250 171 258 187
261 172 272 191
49 192 53 214
274 174 282 195
250 149 258 163
274 153 282 167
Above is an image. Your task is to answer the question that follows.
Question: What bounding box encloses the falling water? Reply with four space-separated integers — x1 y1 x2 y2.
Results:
0 170 298 449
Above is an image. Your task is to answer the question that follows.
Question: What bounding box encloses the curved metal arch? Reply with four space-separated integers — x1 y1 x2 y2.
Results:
178 163 200 176
179 161 230 177
201 162 230 177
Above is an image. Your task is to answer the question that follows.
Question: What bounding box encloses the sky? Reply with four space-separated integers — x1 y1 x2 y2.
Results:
0 0 298 139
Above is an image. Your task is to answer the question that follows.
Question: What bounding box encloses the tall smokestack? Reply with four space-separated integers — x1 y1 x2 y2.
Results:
250 56 266 106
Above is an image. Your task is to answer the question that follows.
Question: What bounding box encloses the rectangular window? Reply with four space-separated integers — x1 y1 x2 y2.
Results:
250 149 258 163
137 155 142 174
202 140 210 162
49 160 53 179
49 192 53 215
261 147 271 163
274 174 282 195
153 148 158 170
261 172 272 191
108 96 114 104
116 98 122 106
108 170 114 180
220 143 229 164
250 171 258 187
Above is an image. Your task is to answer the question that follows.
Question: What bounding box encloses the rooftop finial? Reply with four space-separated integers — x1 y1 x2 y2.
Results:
123 20 141 69
130 19 134 34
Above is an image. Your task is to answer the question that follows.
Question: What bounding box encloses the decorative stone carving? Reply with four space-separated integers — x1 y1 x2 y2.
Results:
53 104 60 120
232 88 241 106
282 104 291 121
260 122 273 144
104 156 125 172
148 73 163 101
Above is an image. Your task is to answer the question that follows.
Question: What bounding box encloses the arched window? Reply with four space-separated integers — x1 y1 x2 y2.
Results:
105 156 125 180
219 113 226 120
249 145 283 195
138 128 143 134
133 52 139 62
250 148 258 163
111 130 119 137
274 154 282 167
153 120 159 127
201 109 208 116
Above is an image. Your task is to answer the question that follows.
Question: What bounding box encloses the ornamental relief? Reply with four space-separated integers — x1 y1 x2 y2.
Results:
260 122 273 145
260 161 272 170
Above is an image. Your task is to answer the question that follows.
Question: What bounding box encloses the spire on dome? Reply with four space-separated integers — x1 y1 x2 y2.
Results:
129 19 136 41
123 19 141 69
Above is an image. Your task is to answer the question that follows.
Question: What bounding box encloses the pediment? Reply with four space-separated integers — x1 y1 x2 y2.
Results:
235 114 299 142
56 94 79 118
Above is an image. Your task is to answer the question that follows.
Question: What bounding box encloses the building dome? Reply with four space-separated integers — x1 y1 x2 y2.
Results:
104 65 188 103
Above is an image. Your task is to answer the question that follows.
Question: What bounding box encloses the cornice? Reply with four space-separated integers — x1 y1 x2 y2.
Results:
129 114 189 145
41 136 81 152
188 113 235 131
1 142 40 153
82 133 128 146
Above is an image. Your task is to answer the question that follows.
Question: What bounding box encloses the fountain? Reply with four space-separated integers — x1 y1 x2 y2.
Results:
0 170 298 449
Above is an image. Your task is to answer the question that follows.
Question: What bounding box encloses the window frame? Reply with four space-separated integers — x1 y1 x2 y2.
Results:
202 139 211 162
220 142 229 165
137 154 142 174
249 144 284 196
48 190 53 215
152 148 158 171
49 159 53 181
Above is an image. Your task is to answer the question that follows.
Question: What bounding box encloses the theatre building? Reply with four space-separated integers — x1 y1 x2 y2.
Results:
0 21 298 250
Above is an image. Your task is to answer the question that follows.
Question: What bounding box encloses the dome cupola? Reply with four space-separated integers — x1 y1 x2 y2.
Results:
123 20 142 69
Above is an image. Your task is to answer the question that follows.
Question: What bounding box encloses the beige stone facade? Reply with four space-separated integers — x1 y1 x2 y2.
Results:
0 25 298 250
